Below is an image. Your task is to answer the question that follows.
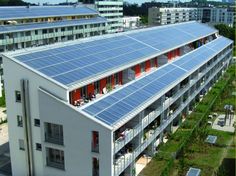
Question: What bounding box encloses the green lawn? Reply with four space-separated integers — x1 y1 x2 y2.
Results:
182 130 234 176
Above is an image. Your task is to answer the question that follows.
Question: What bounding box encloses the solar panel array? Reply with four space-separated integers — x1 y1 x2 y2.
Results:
13 22 217 87
0 17 107 34
0 6 98 20
82 37 232 127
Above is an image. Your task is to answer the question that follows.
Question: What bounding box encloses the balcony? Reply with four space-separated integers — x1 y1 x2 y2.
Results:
114 107 162 154
46 157 65 170
113 51 232 175
45 133 64 145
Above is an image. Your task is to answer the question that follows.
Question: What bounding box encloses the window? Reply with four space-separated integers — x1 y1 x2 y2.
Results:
34 119 40 127
15 90 21 102
19 139 25 150
92 157 99 176
45 122 64 145
94 81 100 94
140 62 145 72
114 73 119 85
36 143 42 151
17 115 23 127
46 147 65 170
80 86 87 98
91 131 99 153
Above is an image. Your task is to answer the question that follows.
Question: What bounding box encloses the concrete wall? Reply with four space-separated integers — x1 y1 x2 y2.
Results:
3 56 68 176
39 89 113 176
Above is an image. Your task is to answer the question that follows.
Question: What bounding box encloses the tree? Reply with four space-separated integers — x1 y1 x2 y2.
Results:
214 24 235 41
0 0 30 6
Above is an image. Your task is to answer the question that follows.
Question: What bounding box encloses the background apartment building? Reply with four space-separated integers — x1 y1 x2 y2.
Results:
197 7 235 27
95 0 123 33
123 16 140 31
0 6 108 57
80 0 124 33
148 7 197 26
3 21 233 176
148 7 235 27
0 5 108 97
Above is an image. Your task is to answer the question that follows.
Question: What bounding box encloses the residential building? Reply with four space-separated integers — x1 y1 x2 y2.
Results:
123 16 140 31
3 21 233 176
197 7 235 27
0 6 108 57
0 5 108 96
95 0 123 33
148 7 197 26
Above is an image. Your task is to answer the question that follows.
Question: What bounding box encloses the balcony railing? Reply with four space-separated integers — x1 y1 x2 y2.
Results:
45 133 64 145
46 157 65 170
113 52 232 175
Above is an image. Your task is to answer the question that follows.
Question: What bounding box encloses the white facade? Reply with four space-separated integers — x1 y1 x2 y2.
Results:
148 7 197 26
95 0 123 33
197 8 235 27
123 16 140 30
148 7 235 27
3 22 233 176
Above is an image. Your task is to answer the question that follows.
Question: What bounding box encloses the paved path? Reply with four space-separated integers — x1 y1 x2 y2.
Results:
0 123 8 146
212 114 235 133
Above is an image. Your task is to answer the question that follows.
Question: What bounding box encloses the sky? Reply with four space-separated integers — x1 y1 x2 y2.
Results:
25 0 220 5
25 0 167 5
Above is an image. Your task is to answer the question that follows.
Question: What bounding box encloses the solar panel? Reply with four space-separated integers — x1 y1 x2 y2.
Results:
186 168 201 176
13 22 218 88
205 135 217 144
0 17 107 34
82 37 232 127
0 6 98 20
172 37 232 72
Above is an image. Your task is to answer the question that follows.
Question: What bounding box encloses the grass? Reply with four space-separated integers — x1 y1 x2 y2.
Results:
181 129 234 176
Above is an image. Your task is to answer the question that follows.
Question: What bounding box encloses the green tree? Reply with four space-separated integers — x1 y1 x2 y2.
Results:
214 24 235 41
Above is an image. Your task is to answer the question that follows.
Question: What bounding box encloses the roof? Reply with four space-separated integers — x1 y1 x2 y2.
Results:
81 37 232 129
0 6 98 20
186 167 201 176
0 17 107 34
7 21 217 89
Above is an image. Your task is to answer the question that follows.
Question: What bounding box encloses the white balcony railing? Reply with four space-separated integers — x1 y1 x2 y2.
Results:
113 53 232 176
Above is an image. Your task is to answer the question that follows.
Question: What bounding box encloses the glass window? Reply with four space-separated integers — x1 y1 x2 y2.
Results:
15 90 21 102
91 131 99 153
19 139 25 150
94 81 100 94
46 147 65 170
17 115 23 127
36 143 42 151
34 119 40 127
45 122 64 145
92 157 99 176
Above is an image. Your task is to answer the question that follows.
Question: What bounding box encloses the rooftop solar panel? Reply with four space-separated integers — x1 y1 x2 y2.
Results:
0 6 98 20
0 17 107 34
82 37 232 127
11 22 217 88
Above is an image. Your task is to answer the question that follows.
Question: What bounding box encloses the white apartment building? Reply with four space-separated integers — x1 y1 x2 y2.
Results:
0 6 108 97
123 16 140 31
95 0 123 33
148 7 197 26
197 7 235 27
0 6 108 58
3 21 233 176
